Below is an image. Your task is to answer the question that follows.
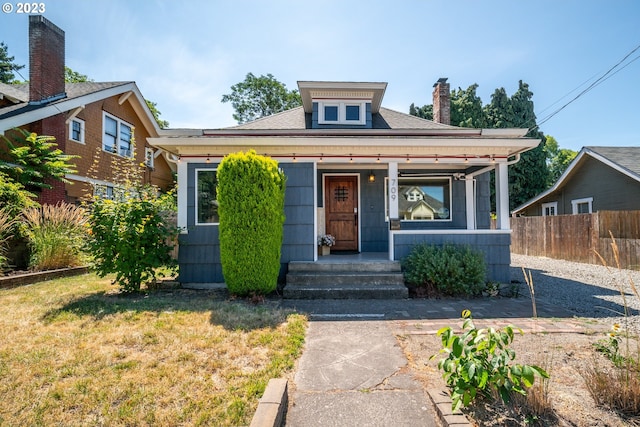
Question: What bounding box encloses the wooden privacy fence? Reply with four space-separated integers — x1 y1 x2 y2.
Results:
511 210 640 270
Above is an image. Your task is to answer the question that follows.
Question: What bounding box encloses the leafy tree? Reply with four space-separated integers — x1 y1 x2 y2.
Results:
0 130 78 191
451 84 486 128
146 100 170 129
544 135 577 186
217 150 286 296
222 73 302 124
86 186 178 293
409 102 433 120
64 66 92 83
0 42 25 84
501 81 549 210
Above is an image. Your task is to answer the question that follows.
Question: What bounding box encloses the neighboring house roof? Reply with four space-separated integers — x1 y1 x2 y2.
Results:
0 81 160 136
512 146 640 214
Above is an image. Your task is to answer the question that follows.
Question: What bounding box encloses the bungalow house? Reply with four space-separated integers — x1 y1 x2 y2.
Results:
0 16 174 205
150 78 539 287
512 146 640 216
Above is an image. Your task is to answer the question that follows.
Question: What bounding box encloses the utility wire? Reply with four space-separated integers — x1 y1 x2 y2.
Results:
530 43 640 133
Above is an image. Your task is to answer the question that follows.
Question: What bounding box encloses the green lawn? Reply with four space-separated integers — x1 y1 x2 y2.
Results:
0 274 306 426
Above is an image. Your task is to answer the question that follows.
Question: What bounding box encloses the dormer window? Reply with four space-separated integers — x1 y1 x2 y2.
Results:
318 101 366 125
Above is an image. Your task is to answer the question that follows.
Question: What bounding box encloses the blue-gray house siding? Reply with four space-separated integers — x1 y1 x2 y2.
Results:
178 162 315 284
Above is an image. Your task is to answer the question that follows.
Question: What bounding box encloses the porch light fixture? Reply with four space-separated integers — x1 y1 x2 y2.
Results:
406 155 410 163
491 155 496 163
206 154 210 163
349 155 353 163
435 155 439 163
464 155 469 163
368 171 376 183
319 154 323 162
293 153 297 162
376 155 381 163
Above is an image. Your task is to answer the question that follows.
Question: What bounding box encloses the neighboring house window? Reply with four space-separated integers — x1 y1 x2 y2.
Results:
196 169 219 224
94 184 125 201
541 202 558 216
69 118 85 144
385 177 451 221
318 101 366 125
103 112 134 158
145 147 155 168
571 197 593 214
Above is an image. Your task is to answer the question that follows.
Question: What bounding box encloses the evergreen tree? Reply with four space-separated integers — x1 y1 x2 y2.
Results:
0 42 25 84
451 84 486 128
544 135 577 186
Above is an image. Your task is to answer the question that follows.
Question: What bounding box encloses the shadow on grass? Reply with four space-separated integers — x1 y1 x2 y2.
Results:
41 287 294 331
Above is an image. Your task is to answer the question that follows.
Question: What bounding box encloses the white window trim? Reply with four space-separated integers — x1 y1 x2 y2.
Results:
318 101 366 125
144 147 155 168
571 197 593 214
102 111 134 158
541 201 558 216
68 117 85 144
384 176 453 222
195 168 219 226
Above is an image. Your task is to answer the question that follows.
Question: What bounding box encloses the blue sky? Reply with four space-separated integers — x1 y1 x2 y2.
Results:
2 0 639 151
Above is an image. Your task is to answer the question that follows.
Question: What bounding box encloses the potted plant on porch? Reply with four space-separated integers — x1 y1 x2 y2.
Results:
317 234 335 256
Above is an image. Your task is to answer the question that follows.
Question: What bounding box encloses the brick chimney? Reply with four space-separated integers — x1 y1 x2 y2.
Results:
29 15 65 104
432 77 450 125
28 15 68 204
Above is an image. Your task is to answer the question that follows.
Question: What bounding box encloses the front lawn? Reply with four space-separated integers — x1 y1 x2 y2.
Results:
0 274 306 426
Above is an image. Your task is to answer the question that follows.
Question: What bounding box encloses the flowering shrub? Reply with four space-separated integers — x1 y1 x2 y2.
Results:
317 234 335 247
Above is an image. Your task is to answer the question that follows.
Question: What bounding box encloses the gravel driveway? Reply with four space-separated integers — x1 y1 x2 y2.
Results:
510 253 640 333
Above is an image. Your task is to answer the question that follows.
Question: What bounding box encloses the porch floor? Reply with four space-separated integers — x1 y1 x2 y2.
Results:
314 251 389 263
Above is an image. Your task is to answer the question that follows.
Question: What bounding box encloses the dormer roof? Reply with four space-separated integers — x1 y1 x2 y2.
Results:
297 81 387 114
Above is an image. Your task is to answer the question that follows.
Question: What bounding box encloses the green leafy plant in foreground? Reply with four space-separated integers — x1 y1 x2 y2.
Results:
433 309 549 411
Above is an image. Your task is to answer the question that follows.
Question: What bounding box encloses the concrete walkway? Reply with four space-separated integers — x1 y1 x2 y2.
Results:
281 296 607 426
285 320 439 427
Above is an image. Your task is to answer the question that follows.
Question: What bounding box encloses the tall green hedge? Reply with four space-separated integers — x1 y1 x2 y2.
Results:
217 150 286 296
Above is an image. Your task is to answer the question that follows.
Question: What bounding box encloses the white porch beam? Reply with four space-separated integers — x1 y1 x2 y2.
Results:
177 160 188 233
495 162 510 230
465 178 476 230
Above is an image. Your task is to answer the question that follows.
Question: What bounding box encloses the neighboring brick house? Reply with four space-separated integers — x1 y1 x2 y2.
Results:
512 146 640 216
0 15 174 204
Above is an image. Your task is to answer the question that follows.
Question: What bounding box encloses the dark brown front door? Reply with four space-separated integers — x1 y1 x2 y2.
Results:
325 176 358 251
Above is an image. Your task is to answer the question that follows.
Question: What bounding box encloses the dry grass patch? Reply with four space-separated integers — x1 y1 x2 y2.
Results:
0 274 306 426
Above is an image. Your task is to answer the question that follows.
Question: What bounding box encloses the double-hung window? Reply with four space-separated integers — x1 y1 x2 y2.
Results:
541 201 558 216
69 118 85 144
103 112 134 158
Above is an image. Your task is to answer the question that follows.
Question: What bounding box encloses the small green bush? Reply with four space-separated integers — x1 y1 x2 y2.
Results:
402 243 486 296
86 186 178 293
434 310 549 411
217 150 286 296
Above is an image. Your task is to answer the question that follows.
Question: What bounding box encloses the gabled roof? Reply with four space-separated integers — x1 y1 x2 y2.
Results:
0 81 160 136
512 146 640 213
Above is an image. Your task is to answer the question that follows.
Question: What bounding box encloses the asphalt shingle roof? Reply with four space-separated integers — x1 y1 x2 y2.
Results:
225 106 456 131
586 146 640 178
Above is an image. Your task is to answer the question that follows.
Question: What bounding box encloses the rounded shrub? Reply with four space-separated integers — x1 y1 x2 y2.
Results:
402 244 486 297
217 150 286 296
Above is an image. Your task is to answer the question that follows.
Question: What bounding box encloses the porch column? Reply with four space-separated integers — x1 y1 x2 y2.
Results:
388 162 399 260
495 162 510 230
177 160 188 232
465 177 476 230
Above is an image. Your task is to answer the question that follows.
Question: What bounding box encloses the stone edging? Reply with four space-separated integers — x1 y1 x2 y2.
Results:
0 266 90 289
249 378 470 427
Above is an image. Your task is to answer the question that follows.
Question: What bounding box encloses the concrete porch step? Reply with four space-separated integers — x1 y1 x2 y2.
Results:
282 283 408 299
286 271 405 287
288 260 401 273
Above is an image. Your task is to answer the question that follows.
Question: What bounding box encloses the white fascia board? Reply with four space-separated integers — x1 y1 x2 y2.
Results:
481 128 529 137
512 148 589 213
584 148 640 183
0 82 160 136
